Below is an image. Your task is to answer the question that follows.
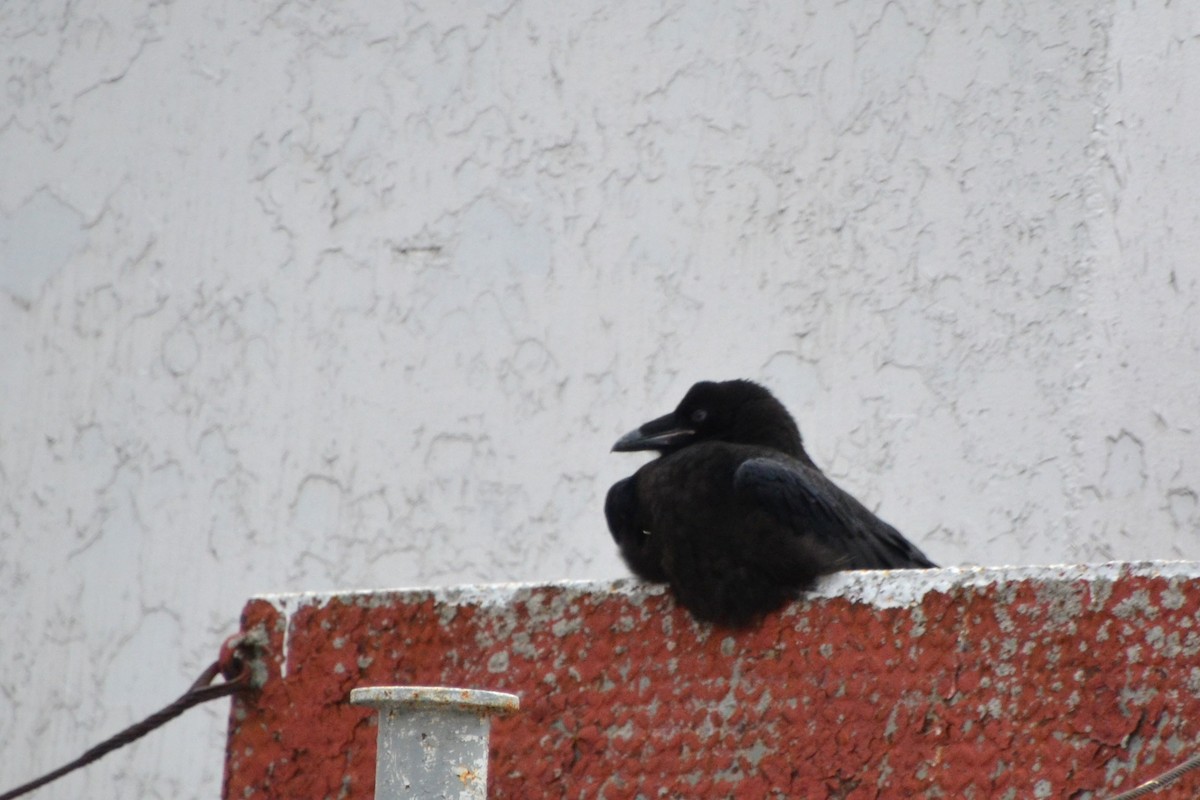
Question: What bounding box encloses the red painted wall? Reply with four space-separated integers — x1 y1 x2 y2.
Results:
222 564 1200 798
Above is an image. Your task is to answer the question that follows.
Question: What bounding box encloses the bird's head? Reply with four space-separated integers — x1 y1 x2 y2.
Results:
612 379 806 457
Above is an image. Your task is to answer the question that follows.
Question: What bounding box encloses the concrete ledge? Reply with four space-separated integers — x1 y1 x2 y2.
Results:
223 562 1200 798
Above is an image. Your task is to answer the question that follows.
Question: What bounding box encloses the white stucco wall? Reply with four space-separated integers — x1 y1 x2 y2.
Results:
3 1 1199 797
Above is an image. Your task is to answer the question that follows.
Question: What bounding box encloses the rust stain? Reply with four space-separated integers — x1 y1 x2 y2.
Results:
221 571 1200 799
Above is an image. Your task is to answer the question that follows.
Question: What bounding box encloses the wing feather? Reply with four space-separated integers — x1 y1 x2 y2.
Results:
734 456 935 569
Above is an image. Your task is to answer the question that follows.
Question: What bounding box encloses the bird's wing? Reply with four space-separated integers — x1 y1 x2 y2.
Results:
605 475 669 582
733 456 936 570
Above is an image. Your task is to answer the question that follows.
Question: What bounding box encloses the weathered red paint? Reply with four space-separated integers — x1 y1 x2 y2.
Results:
222 566 1200 798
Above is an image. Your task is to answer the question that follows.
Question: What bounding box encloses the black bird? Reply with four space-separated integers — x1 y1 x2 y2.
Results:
605 379 936 627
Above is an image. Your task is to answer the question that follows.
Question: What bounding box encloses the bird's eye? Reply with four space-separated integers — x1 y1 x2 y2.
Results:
690 409 708 424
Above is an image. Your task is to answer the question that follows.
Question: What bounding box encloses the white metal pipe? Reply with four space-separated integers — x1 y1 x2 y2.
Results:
350 686 519 799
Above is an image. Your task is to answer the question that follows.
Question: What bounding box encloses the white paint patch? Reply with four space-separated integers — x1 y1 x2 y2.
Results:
255 562 1200 624
815 561 1200 609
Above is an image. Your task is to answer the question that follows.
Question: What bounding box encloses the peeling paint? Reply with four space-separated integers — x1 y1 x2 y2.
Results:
225 563 1200 798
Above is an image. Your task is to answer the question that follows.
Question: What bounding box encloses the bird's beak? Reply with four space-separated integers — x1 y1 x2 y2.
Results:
612 412 696 452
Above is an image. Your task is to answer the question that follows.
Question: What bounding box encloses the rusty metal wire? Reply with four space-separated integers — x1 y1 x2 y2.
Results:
1106 751 1200 800
0 645 257 800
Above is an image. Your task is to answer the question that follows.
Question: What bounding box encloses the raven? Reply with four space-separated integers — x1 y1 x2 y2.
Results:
605 379 935 627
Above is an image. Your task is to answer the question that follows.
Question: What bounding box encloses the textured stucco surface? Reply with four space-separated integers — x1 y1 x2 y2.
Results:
4 1 1200 798
224 564 1200 798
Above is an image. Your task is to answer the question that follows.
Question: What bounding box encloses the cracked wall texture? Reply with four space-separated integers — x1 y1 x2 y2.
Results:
224 565 1200 798
2 1 1199 797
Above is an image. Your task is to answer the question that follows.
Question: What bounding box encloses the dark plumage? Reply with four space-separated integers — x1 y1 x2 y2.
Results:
605 379 935 627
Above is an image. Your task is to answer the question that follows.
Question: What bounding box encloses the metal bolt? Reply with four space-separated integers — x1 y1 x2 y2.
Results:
350 686 519 799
